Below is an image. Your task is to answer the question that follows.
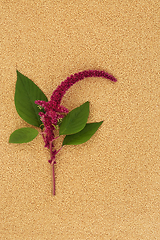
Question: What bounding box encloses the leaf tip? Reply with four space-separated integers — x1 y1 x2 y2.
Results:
16 69 20 76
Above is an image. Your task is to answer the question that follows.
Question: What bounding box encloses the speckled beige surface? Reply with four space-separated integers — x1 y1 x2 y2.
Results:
1 1 160 239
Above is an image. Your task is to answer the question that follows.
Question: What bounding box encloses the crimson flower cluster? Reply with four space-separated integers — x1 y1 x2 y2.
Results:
35 70 117 164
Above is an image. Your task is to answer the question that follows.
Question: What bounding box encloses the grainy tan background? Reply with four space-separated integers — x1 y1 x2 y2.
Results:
1 0 160 239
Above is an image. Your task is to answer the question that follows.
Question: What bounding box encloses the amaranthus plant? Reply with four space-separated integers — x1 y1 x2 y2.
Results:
9 70 117 195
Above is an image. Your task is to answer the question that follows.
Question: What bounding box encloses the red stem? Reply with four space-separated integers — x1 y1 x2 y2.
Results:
52 136 60 141
49 141 55 195
52 164 55 195
50 142 63 195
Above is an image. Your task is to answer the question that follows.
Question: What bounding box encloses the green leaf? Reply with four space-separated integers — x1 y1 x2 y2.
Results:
59 101 90 136
62 121 103 145
14 70 48 127
9 127 39 143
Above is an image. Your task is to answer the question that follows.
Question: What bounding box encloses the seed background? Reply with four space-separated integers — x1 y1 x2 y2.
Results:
1 0 159 239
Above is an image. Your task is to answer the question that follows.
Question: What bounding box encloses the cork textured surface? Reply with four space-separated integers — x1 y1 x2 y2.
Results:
1 1 160 239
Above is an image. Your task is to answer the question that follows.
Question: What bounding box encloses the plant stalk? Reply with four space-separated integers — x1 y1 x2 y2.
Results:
52 164 55 195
